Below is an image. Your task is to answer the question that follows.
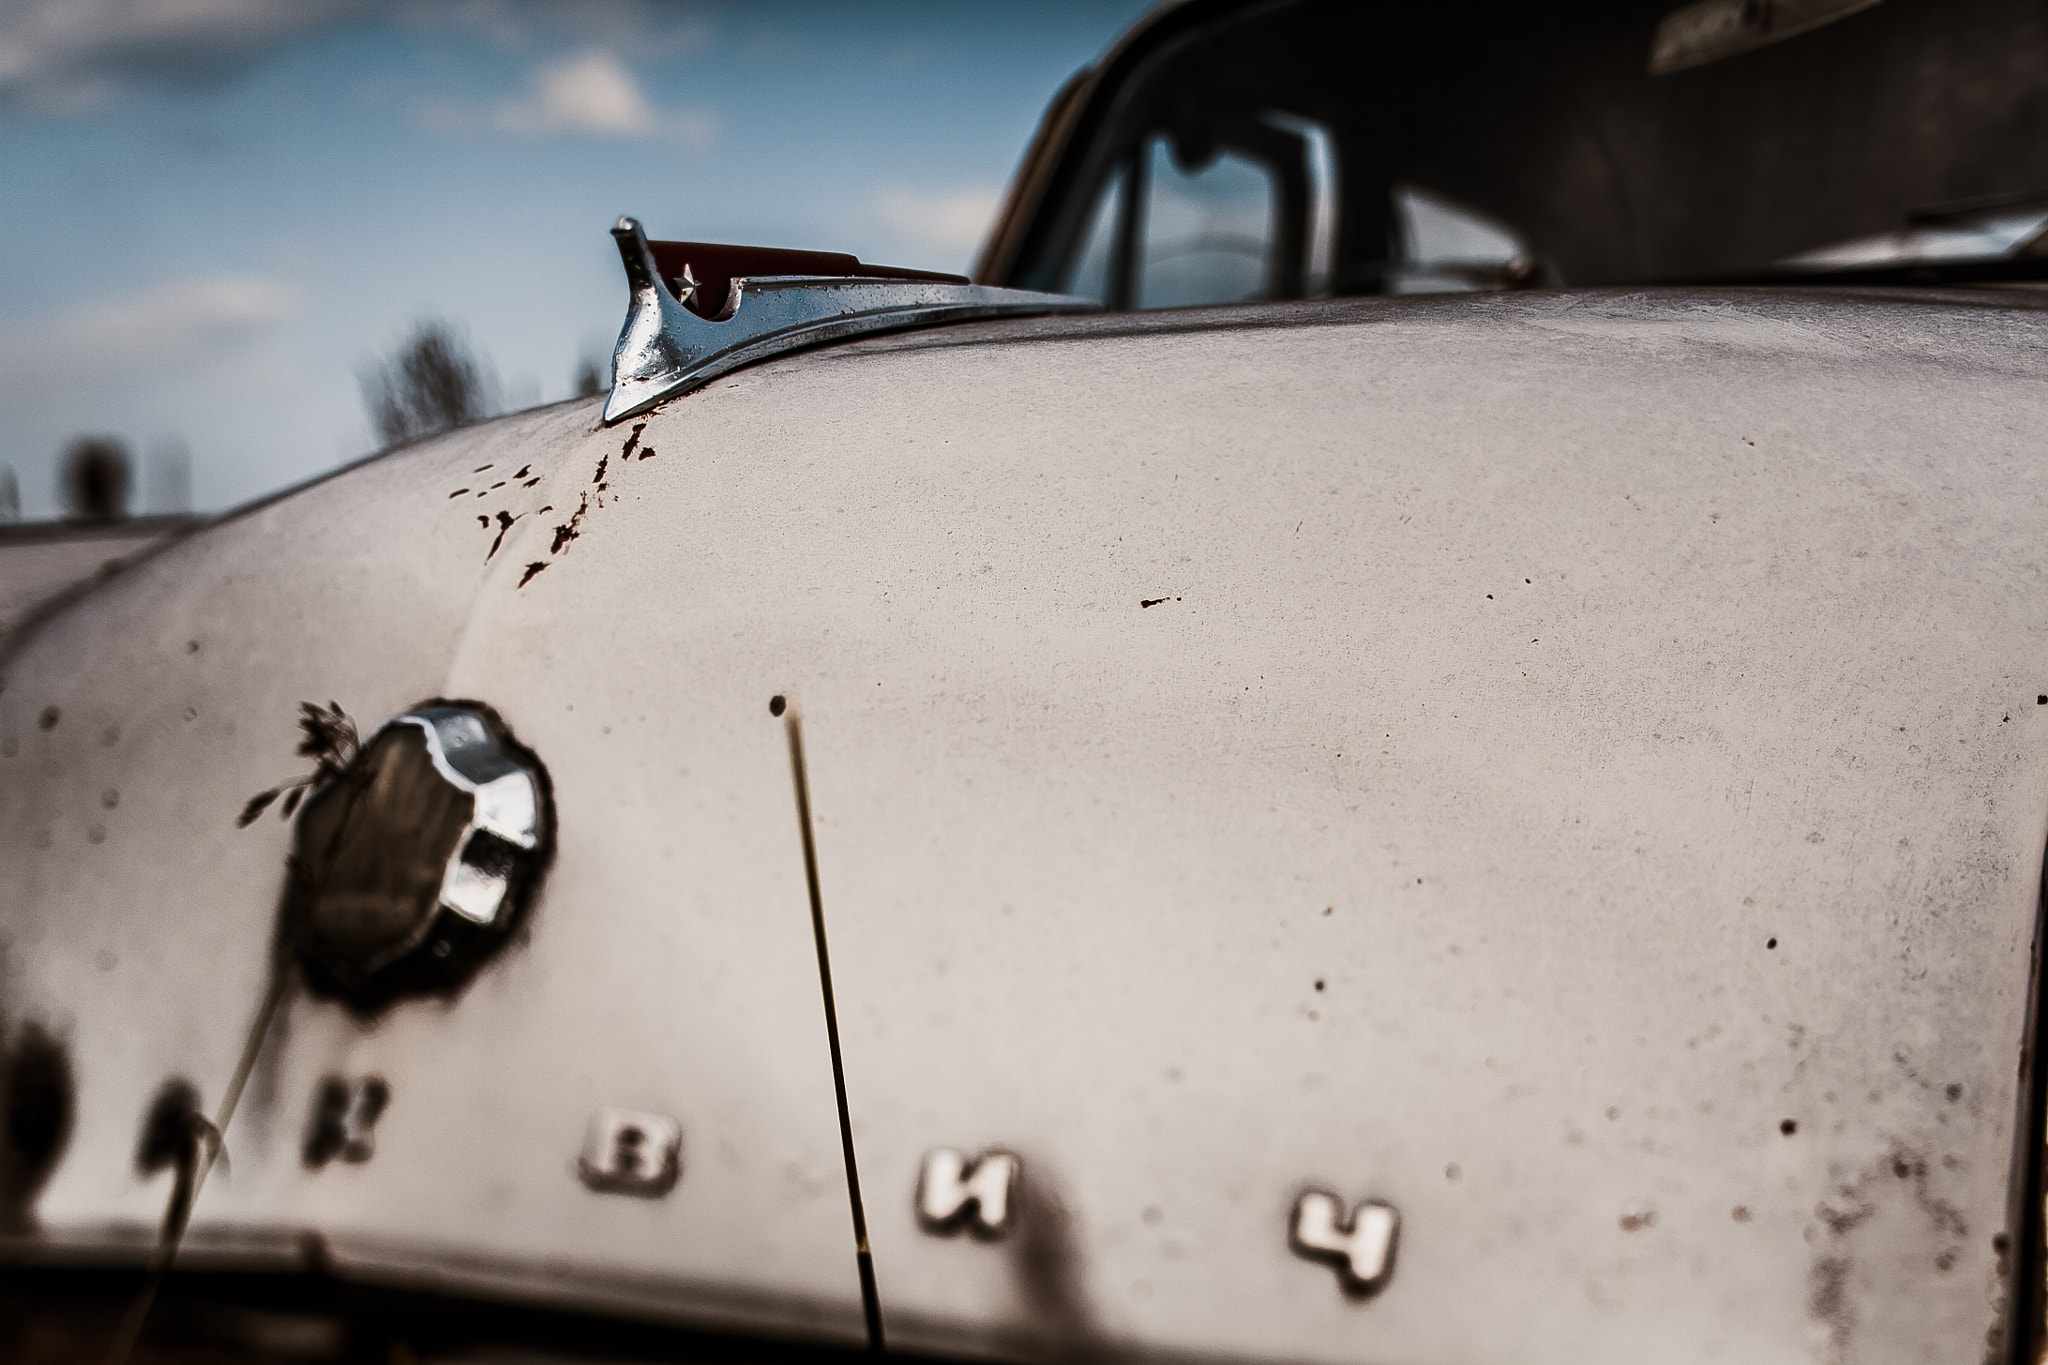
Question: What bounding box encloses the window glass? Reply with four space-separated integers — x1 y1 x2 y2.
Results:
1136 137 1278 308
1019 0 2048 293
1390 183 1533 293
1060 164 1126 301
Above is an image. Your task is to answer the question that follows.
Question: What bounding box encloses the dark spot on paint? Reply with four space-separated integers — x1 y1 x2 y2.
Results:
1782 1119 1798 1136
1139 597 1181 608
769 695 787 717
136 1077 211 1245
1006 1162 1101 1352
489 481 506 490
0 1023 76 1232
2038 696 2046 705
517 562 548 588
1767 937 1778 949
485 510 520 562
100 726 119 746
639 446 656 460
1809 1256 1849 1340
185 640 199 654
138 1078 201 1175
550 494 588 554
1733 1205 1751 1222
1313 979 1325 991
37 707 58 731
523 477 541 488
1444 1163 1460 1181
1894 1159 1912 1179
620 423 645 460
1946 1083 1963 1101
448 489 469 499
472 465 492 474
1619 1208 1657 1232
593 454 609 485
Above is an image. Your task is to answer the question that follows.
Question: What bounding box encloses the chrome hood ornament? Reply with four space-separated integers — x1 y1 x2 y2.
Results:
603 216 1096 424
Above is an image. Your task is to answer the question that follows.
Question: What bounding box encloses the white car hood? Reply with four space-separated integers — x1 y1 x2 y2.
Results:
3 286 2046 1364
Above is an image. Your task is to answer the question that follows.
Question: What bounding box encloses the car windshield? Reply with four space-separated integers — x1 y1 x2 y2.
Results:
1013 0 2048 305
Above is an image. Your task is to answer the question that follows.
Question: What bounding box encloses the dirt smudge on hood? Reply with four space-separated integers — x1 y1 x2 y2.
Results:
1807 1140 1974 1364
1001 1160 1104 1361
0 1021 75 1232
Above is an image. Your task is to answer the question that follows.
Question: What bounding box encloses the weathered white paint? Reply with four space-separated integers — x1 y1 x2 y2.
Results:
0 518 194 642
2 286 2046 1363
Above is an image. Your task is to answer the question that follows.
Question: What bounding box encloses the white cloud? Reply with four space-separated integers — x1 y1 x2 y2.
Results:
0 0 369 110
508 48 649 135
0 1 713 113
415 48 715 149
0 275 296 399
874 184 1002 261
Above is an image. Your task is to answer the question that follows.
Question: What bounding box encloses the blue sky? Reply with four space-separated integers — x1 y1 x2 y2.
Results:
0 0 1150 519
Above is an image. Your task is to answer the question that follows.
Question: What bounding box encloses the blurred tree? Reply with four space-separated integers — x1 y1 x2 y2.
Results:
573 356 605 398
360 320 497 448
62 436 131 521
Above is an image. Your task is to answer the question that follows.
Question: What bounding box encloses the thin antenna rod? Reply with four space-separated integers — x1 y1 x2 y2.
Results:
104 964 292 1365
778 695 884 1351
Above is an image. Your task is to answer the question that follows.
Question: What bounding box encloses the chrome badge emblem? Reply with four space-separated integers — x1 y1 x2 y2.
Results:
1290 1190 1399 1294
288 703 551 1011
303 1075 390 1167
579 1107 682 1197
917 1147 1019 1238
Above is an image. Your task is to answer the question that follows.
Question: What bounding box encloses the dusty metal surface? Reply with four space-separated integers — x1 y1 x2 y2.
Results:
2 286 2046 1363
0 519 198 644
0 399 866 1345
